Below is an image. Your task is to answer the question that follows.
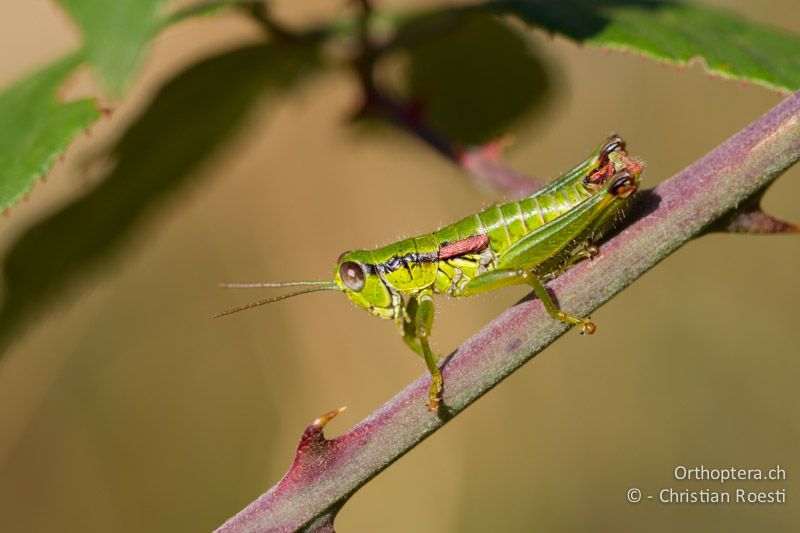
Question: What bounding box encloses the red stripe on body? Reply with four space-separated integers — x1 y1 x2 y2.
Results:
438 234 490 260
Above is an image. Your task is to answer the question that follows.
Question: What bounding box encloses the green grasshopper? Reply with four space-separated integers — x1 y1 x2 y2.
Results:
217 136 643 411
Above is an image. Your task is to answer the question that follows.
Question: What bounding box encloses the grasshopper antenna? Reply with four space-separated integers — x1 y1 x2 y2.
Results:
218 280 332 288
214 283 337 318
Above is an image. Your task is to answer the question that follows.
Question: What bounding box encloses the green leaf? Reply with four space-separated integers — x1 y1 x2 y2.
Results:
163 0 261 28
0 54 99 212
489 0 800 92
56 0 169 93
0 43 322 353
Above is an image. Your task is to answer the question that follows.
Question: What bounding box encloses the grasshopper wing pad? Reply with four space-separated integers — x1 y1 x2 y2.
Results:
496 193 609 271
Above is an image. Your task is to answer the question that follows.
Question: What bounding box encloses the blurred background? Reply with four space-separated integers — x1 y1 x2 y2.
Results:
0 0 798 531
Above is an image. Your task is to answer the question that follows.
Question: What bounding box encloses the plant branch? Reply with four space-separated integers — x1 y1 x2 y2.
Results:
358 85 540 196
217 92 800 532
351 2 541 196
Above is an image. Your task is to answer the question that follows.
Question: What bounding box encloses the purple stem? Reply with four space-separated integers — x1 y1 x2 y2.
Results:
360 87 541 196
217 91 800 532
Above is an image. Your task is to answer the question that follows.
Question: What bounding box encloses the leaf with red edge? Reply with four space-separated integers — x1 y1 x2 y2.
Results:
0 54 99 212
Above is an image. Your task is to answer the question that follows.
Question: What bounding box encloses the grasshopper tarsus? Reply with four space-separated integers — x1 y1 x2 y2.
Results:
426 392 441 413
580 321 597 335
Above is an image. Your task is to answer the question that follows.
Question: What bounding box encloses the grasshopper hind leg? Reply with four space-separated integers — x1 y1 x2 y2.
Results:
523 271 596 335
455 268 596 335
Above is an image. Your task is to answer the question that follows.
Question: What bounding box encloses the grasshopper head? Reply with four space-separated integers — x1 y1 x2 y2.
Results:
334 250 395 319
606 151 643 199
584 145 643 189
583 153 643 240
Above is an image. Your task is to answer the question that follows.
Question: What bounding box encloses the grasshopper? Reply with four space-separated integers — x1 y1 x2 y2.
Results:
217 136 643 411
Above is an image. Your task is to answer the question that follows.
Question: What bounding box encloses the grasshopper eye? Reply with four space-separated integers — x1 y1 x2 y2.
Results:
599 135 626 165
340 261 366 291
609 171 636 198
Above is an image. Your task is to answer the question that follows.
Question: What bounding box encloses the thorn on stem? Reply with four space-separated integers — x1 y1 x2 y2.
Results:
297 406 347 454
721 207 799 234
312 406 347 431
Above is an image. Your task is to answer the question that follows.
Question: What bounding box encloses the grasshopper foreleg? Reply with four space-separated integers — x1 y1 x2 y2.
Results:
403 289 443 412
